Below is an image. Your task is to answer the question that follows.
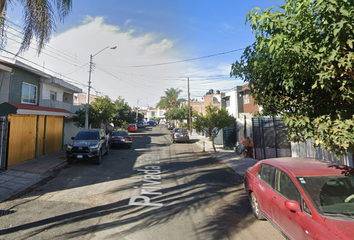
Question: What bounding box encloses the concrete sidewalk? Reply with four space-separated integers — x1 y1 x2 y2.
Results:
0 150 67 203
0 132 259 203
190 132 258 176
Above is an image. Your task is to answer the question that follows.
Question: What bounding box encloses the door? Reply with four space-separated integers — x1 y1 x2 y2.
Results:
255 164 277 219
271 169 314 239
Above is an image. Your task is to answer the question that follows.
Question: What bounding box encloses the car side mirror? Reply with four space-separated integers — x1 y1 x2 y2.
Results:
284 200 304 217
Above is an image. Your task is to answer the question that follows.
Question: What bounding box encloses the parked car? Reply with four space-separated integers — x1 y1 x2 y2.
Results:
167 122 175 130
244 157 354 240
66 129 109 165
172 128 190 143
146 121 157 126
109 130 132 149
127 123 138 132
137 121 145 128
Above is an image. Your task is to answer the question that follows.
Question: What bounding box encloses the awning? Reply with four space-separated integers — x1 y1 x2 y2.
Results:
0 102 72 116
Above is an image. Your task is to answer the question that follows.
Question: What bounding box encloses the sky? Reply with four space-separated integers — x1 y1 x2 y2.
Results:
3 0 285 108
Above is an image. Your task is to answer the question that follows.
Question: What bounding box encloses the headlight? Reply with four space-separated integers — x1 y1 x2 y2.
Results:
89 143 100 150
67 145 73 150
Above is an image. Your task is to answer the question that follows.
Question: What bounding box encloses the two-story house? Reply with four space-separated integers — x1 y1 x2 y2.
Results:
0 57 82 169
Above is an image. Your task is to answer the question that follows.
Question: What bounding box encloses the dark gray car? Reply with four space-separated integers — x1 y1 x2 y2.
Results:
172 128 190 143
66 129 109 165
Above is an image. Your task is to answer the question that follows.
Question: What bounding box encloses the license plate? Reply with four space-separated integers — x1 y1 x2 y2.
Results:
77 155 83 159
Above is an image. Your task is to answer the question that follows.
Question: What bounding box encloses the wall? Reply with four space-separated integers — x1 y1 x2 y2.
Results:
0 70 11 104
41 83 64 101
9 68 40 104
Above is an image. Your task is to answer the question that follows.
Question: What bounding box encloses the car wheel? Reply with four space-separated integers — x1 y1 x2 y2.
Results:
95 150 102 165
105 145 109 155
67 157 73 165
250 192 264 220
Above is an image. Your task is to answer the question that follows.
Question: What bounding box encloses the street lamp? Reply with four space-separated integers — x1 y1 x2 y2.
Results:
85 46 116 129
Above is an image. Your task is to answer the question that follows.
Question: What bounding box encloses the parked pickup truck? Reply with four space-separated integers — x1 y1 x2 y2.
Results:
66 128 109 165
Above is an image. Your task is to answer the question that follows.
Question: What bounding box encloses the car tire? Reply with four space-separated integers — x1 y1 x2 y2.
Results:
95 150 102 165
250 192 264 220
67 157 73 165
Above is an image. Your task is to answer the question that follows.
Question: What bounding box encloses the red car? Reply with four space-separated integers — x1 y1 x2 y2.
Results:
127 124 137 132
244 157 354 240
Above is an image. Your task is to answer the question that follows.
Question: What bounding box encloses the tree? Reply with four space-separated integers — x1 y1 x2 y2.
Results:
230 0 354 156
112 97 135 128
74 106 99 128
90 96 114 128
165 105 196 126
156 88 186 110
193 105 235 152
0 0 72 54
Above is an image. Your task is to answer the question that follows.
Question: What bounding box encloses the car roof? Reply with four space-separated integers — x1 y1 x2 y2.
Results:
261 157 353 177
79 129 101 132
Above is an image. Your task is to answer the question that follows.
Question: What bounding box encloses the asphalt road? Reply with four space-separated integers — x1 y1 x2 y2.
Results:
0 125 284 240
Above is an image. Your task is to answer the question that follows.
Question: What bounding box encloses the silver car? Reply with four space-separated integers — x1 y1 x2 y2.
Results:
172 128 190 143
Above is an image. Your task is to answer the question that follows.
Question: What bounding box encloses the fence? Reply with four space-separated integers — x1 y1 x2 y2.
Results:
252 117 291 160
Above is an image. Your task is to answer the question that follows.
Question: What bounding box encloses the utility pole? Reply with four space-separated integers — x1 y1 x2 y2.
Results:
136 99 139 123
188 77 192 134
84 46 116 129
85 54 93 129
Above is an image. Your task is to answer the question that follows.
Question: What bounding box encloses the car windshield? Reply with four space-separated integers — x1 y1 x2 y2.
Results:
297 175 354 216
174 128 187 133
112 131 128 137
75 131 99 140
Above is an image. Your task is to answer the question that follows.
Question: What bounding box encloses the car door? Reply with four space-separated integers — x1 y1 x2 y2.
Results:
271 169 315 240
255 164 277 219
100 129 107 153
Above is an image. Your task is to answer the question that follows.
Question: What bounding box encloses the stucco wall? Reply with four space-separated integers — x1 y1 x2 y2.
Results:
9 68 40 104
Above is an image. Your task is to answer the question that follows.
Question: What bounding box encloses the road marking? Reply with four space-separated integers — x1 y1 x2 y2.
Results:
129 155 163 207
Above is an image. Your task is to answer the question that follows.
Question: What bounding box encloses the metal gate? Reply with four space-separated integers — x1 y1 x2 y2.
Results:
252 117 291 160
223 122 238 150
0 117 5 169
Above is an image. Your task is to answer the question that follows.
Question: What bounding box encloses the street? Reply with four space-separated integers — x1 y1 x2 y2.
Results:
0 125 284 240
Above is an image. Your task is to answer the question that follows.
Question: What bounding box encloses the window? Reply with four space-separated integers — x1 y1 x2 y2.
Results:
243 94 250 104
257 164 276 187
50 91 57 100
225 98 230 107
275 170 301 203
21 82 37 104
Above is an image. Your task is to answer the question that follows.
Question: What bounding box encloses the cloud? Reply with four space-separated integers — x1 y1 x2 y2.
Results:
3 16 238 107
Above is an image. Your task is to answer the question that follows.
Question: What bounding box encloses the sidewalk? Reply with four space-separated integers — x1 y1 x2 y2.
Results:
0 150 67 203
190 132 259 176
0 133 259 203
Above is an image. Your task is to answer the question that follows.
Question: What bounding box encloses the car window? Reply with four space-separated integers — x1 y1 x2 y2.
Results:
257 164 276 188
112 131 128 136
297 175 354 216
75 131 99 140
174 128 187 133
275 170 301 203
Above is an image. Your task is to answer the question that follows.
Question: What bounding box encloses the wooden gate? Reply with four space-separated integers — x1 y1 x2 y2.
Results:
7 115 64 166
7 115 37 165
45 116 63 154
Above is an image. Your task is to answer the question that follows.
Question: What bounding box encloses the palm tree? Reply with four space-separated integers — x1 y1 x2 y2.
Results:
0 0 72 54
156 88 186 110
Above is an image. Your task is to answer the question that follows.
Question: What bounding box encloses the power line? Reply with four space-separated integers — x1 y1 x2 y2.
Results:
120 48 246 68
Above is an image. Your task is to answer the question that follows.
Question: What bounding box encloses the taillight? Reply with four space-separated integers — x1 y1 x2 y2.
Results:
127 138 132 141
186 133 189 136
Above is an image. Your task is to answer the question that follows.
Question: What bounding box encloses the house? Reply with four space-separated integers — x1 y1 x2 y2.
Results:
0 57 82 169
143 107 167 123
190 89 224 115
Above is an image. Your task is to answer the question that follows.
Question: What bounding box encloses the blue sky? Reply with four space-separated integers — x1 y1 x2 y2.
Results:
5 0 285 107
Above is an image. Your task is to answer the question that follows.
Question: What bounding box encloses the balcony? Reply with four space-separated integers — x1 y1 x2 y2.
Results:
39 99 75 113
